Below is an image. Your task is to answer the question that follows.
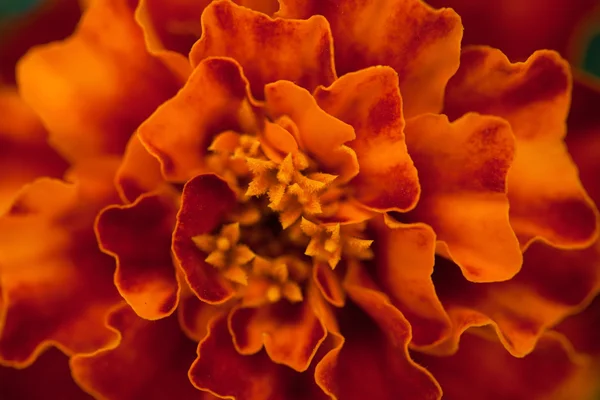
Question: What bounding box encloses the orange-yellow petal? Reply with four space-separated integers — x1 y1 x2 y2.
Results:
264 81 359 182
139 57 259 182
190 0 336 99
0 347 91 400
314 66 420 212
370 215 450 348
277 0 462 118
314 262 442 400
0 160 122 366
16 0 183 163
413 329 599 400
0 87 68 215
444 47 599 249
404 113 522 282
70 304 202 400
95 190 180 320
173 174 238 304
313 262 345 307
228 300 326 372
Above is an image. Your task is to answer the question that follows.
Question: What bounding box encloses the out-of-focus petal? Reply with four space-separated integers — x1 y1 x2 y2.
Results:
190 0 336 99
313 262 345 307
0 347 92 400
0 87 67 215
177 288 231 342
444 47 599 249
555 294 600 357
71 304 203 400
431 239 600 357
16 0 183 163
95 190 180 320
370 215 450 348
0 159 122 366
228 299 327 372
139 57 259 182
404 113 522 282
413 329 599 400
264 81 359 183
314 66 420 212
314 262 442 400
190 315 329 400
173 174 238 304
277 0 462 118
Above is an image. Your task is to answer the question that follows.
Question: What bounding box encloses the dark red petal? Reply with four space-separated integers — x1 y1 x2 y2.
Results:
173 174 238 304
177 289 232 342
190 0 336 98
96 190 180 320
314 66 420 212
190 315 329 400
555 294 600 357
71 304 203 400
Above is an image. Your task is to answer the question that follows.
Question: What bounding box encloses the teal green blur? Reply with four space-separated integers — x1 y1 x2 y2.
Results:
583 32 600 79
0 0 41 20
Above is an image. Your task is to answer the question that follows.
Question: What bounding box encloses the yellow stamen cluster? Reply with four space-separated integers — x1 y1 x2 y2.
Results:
252 256 306 303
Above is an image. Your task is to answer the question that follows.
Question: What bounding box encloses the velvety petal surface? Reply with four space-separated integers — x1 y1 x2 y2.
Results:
16 0 183 163
173 174 238 303
277 0 462 118
413 329 599 400
314 262 442 400
444 46 599 248
370 215 450 348
314 66 420 212
178 287 232 342
71 304 204 400
190 315 329 400
96 190 180 320
0 347 92 400
404 113 522 282
139 57 259 182
0 87 68 215
432 238 600 357
555 294 600 358
190 0 336 99
0 159 122 366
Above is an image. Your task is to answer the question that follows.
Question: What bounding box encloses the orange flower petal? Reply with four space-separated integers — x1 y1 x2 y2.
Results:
178 289 231 342
264 81 359 182
370 215 450 348
190 315 329 400
432 239 600 357
444 47 599 248
313 262 345 307
190 0 336 99
556 294 600 357
404 113 522 282
95 190 180 320
173 174 238 304
0 87 68 215
228 300 327 372
139 57 259 182
71 304 202 400
413 329 599 400
0 347 91 400
314 66 420 212
115 134 165 203
0 160 122 366
16 0 183 163
314 262 442 400
277 0 462 118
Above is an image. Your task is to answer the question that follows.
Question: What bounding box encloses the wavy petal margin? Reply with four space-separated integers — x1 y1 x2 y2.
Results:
16 0 183 163
404 113 522 282
444 46 599 249
191 0 336 99
277 0 462 118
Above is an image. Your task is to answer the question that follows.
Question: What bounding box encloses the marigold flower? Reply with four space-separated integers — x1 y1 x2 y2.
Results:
1 0 600 399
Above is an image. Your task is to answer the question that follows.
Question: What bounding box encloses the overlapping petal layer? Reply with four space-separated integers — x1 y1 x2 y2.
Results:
0 159 122 366
314 66 420 212
71 304 204 400
277 0 462 118
96 190 180 320
444 46 599 248
404 113 522 282
16 0 183 163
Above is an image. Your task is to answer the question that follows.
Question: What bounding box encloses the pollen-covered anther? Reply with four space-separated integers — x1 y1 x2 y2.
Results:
300 218 374 269
252 256 304 303
192 222 256 285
